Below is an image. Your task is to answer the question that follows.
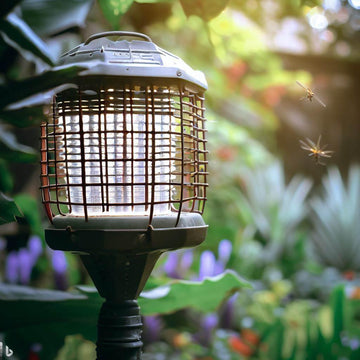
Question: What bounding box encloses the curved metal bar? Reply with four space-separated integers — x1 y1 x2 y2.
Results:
84 31 152 45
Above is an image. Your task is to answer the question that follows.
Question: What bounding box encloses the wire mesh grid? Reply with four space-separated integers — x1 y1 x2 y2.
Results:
40 82 208 224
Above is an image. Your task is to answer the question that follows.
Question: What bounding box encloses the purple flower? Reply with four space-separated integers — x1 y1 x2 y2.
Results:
18 248 33 284
193 313 218 346
4 235 43 285
50 250 68 290
179 250 193 274
51 250 67 273
218 239 232 266
164 252 181 279
198 250 216 280
142 315 163 344
5 252 19 283
28 235 42 260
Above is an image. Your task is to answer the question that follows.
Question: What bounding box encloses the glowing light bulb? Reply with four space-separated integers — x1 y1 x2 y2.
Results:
59 89 177 217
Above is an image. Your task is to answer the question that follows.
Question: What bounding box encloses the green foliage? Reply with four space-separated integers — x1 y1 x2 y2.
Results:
55 335 96 360
14 193 44 238
98 0 134 29
0 192 22 225
0 105 45 127
0 272 249 358
0 125 37 162
139 270 250 315
236 161 312 263
0 13 55 65
0 64 88 109
241 286 360 360
0 159 13 192
20 0 94 36
310 165 360 271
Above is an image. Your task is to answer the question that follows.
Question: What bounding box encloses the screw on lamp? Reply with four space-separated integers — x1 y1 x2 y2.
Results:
40 31 208 360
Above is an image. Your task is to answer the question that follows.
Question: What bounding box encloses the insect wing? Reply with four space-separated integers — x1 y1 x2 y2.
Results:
313 93 326 107
299 139 312 151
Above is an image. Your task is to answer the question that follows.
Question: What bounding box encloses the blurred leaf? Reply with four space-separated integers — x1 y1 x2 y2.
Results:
310 166 360 271
0 64 87 109
0 13 55 65
0 105 45 127
180 0 230 22
20 0 94 37
78 272 250 316
331 285 345 345
14 193 43 238
0 284 98 360
138 270 250 315
0 125 37 162
0 159 13 192
0 191 22 225
0 0 23 18
55 335 96 360
288 339 298 360
98 0 134 29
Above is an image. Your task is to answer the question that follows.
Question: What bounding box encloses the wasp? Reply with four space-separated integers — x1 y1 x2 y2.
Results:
296 81 326 107
299 135 334 166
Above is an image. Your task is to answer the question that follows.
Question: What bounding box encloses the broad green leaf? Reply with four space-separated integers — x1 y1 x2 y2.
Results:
0 284 98 360
0 125 37 163
0 191 22 225
138 270 250 315
77 271 250 316
98 0 134 29
0 272 249 356
0 0 23 18
14 194 43 238
0 105 45 127
0 159 13 192
0 271 250 332
20 0 94 37
180 0 230 22
0 13 55 65
0 64 87 109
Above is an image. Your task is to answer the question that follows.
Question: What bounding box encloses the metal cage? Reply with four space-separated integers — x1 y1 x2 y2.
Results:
41 80 208 224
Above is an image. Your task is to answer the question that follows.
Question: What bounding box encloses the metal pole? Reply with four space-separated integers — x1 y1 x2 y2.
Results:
97 300 143 360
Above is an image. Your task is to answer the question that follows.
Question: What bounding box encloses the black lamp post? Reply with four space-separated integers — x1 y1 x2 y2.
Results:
40 31 208 360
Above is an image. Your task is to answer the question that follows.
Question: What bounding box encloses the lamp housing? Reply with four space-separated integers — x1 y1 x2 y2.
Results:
40 31 208 360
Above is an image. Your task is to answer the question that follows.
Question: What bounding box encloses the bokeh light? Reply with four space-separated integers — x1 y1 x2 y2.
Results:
349 0 360 10
309 13 329 30
323 0 341 12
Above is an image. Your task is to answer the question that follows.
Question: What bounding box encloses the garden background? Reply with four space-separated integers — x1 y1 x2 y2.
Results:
0 0 360 359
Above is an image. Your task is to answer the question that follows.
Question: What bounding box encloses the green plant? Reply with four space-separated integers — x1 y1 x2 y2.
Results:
310 165 360 271
234 160 312 277
252 285 360 360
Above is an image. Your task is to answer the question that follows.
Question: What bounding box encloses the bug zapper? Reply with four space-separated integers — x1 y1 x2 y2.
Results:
40 32 208 360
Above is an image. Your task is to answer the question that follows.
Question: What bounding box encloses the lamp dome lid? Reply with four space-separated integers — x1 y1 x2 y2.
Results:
58 31 207 91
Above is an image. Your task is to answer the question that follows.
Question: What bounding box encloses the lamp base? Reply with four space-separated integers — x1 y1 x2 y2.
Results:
97 300 142 360
44 214 208 360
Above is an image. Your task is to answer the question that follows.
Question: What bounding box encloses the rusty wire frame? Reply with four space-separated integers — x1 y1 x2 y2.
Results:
40 81 208 224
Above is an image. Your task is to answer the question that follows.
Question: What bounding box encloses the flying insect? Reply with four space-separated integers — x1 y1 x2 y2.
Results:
299 135 333 166
296 81 326 107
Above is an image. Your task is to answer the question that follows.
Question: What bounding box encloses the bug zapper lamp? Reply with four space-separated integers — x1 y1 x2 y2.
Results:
40 31 208 360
